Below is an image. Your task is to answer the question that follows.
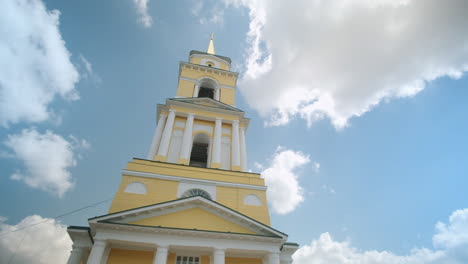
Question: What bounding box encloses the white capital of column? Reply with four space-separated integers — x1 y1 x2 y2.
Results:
157 110 176 157
67 246 85 264
231 120 241 168
180 113 195 160
147 114 167 160
267 252 280 264
153 245 169 264
213 248 225 264
212 117 222 165
239 126 247 171
86 240 106 264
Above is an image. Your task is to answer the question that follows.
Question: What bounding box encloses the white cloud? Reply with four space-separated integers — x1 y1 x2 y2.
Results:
0 0 80 127
191 0 226 25
293 208 468 264
78 54 101 85
133 0 153 27
0 215 71 264
227 0 468 128
260 147 310 214
4 128 90 197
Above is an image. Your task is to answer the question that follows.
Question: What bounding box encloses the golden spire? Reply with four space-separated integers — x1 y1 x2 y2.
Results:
207 33 216 55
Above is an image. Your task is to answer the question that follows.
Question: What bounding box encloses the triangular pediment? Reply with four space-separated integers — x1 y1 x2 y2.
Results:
89 196 285 238
168 98 243 112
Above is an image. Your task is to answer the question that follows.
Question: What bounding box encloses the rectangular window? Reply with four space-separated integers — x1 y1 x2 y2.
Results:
177 256 200 264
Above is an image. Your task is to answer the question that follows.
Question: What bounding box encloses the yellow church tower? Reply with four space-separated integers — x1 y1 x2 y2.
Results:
66 37 299 264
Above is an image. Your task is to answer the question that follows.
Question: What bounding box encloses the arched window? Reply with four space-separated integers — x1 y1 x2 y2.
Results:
189 133 210 168
124 182 147 195
197 79 217 100
182 188 212 199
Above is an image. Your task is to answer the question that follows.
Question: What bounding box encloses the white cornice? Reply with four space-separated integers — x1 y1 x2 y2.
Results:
92 222 282 243
121 169 266 191
179 76 236 90
180 62 239 79
189 53 231 66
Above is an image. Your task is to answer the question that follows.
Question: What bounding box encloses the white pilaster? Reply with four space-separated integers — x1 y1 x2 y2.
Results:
157 110 176 158
213 248 225 264
67 246 84 264
212 117 222 165
180 113 195 160
86 239 106 264
231 120 241 168
153 245 169 264
240 126 247 171
268 253 280 264
193 84 200 97
215 88 220 101
147 114 167 160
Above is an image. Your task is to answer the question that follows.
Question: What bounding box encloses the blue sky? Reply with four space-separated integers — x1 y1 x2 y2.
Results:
1 0 468 263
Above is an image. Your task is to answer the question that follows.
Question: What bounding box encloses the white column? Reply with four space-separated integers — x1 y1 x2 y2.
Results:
147 114 167 160
180 113 195 160
153 245 169 264
240 126 247 171
231 120 241 169
213 248 225 264
212 117 222 166
157 110 176 158
67 246 84 264
215 88 220 101
267 253 280 264
193 84 200 97
86 239 106 264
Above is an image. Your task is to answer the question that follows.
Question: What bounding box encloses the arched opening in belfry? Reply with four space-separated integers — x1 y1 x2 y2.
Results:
197 79 217 99
189 133 210 168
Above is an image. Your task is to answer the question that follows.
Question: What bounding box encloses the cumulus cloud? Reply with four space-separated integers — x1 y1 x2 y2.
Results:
0 215 71 264
4 128 90 197
259 147 310 214
132 0 153 27
0 0 80 126
227 0 468 128
293 208 468 264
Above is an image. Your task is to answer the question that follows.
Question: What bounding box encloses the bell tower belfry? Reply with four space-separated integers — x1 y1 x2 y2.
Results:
66 37 299 264
147 35 245 171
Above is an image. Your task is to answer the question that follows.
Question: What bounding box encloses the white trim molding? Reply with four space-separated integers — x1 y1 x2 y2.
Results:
121 169 267 191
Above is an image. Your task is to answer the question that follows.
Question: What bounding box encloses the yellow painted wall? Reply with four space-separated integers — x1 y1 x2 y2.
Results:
220 88 235 106
180 68 237 88
109 176 178 213
226 257 262 264
107 248 154 264
201 255 210 264
130 207 255 234
216 186 270 225
177 79 195 97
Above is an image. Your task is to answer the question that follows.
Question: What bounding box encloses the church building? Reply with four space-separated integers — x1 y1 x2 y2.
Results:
66 37 299 264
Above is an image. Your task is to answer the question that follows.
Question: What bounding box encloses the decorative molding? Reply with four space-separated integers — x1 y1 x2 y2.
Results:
177 182 217 200
179 77 236 90
90 196 286 240
189 54 231 66
180 62 239 79
121 170 267 191
243 194 262 206
124 182 147 195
